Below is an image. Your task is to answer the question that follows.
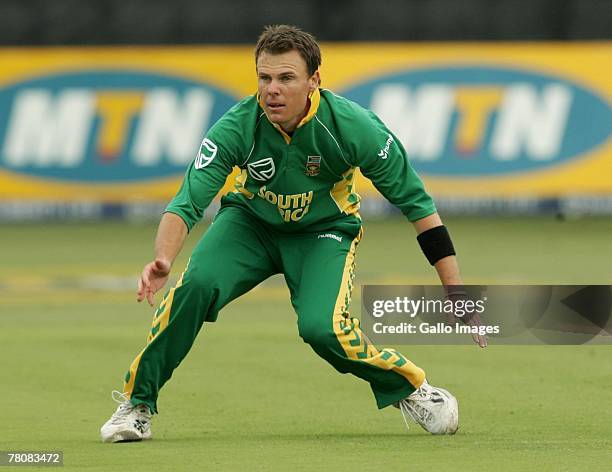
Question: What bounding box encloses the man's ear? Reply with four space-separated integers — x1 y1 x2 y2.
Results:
309 70 321 92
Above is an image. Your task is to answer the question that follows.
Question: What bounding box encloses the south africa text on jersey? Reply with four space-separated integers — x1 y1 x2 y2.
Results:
257 186 313 222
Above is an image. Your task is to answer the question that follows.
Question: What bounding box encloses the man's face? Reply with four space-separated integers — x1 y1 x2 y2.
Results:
257 49 320 133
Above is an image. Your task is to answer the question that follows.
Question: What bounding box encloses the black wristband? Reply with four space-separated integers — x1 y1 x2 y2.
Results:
417 225 456 266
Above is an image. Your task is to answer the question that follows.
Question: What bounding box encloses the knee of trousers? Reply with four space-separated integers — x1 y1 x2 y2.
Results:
181 264 220 306
297 318 338 352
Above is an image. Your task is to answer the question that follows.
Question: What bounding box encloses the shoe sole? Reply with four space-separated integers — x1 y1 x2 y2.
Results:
103 430 147 443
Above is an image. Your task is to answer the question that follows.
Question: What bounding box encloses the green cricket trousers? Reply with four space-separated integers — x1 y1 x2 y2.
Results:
123 204 425 413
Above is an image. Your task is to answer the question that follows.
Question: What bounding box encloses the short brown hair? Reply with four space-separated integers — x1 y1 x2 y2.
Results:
255 25 321 76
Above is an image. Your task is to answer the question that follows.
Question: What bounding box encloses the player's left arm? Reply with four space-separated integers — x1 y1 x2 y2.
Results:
412 202 487 348
412 212 462 286
355 111 487 347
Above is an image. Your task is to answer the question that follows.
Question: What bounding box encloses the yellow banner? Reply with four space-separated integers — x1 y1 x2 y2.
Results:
0 43 610 201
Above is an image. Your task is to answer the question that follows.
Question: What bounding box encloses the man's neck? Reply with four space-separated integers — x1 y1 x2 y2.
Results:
279 98 311 134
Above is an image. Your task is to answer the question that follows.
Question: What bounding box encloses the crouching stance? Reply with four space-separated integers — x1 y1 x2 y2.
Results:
101 24 485 443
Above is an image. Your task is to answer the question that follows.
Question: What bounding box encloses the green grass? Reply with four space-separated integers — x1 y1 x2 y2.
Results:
1 217 612 471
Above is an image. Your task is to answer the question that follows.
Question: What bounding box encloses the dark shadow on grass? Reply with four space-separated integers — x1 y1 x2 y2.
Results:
156 431 470 444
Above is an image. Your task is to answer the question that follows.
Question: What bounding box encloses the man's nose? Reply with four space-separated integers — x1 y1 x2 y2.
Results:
266 79 281 95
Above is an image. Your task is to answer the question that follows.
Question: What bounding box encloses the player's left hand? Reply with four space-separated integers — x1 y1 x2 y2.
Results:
446 290 488 348
461 311 488 348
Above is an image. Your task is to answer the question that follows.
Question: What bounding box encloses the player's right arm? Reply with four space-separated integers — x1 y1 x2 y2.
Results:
135 96 256 305
136 136 233 305
136 135 235 306
136 138 233 306
137 212 188 306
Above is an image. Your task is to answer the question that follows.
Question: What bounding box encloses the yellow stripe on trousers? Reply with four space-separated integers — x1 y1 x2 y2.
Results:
332 231 426 388
123 262 189 398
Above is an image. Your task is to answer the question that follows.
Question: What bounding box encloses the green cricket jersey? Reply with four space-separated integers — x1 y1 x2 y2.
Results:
166 88 436 233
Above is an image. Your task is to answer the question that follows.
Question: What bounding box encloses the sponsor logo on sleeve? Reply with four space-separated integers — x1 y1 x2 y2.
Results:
194 138 217 169
377 134 394 160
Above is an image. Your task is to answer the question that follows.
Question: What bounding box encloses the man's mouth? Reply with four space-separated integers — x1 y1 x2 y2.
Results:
267 103 285 111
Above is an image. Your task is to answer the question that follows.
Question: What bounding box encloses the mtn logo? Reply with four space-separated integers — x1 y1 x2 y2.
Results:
341 66 611 176
0 70 237 182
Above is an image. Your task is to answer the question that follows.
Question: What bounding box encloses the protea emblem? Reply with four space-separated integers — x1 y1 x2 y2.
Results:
247 157 276 181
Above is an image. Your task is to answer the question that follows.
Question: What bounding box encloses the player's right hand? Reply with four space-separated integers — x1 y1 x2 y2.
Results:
137 259 171 307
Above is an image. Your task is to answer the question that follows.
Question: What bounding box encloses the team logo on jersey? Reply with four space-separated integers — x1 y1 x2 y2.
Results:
305 155 321 176
247 157 275 181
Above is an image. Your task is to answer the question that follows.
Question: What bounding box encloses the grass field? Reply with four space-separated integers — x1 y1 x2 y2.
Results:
2 217 612 471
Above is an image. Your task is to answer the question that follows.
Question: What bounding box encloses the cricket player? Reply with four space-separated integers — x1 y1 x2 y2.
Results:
101 25 486 443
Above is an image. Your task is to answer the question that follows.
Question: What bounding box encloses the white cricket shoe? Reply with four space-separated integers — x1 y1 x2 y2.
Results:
396 380 459 435
100 391 152 443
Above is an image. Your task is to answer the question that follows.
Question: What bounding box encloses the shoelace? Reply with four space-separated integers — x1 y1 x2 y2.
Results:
399 400 435 430
111 390 151 415
408 385 432 402
398 384 435 430
112 390 130 404
109 390 135 421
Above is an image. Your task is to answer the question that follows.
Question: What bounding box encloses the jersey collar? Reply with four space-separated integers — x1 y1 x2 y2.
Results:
258 88 321 144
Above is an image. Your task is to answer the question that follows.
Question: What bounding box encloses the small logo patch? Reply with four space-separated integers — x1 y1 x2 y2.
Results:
195 138 217 169
248 157 275 181
318 233 342 243
133 419 148 433
377 134 394 160
305 155 321 176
